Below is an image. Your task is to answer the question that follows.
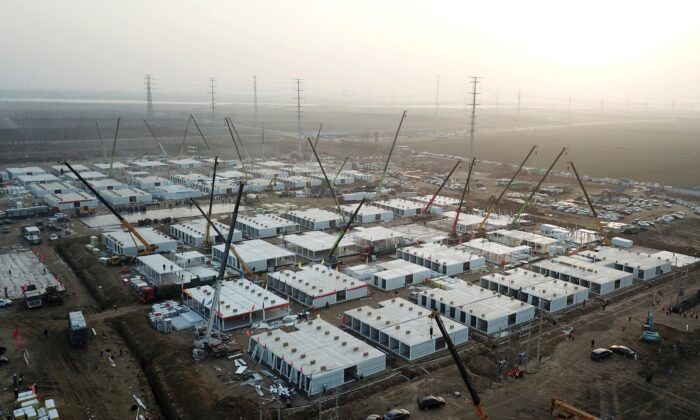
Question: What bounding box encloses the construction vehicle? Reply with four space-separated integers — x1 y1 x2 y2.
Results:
193 182 245 359
429 309 488 419
135 275 214 304
24 289 43 309
422 159 461 215
68 311 88 346
569 161 610 246
511 147 567 226
549 398 600 420
641 306 662 342
63 160 157 256
451 157 477 239
307 137 346 222
179 114 211 156
44 285 64 306
477 145 537 236
326 198 366 267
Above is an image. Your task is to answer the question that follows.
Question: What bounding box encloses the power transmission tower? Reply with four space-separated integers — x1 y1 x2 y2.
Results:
209 77 216 132
145 74 154 119
295 78 304 152
467 76 480 164
435 74 440 112
253 75 259 120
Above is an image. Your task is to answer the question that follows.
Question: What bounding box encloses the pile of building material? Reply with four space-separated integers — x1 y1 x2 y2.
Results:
12 391 60 419
149 300 201 332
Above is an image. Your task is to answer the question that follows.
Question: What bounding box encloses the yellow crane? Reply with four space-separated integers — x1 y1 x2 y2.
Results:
569 161 610 246
63 161 156 256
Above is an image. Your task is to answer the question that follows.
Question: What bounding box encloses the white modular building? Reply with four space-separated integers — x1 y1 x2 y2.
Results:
257 160 290 169
127 175 172 190
417 280 536 335
479 269 589 313
370 259 431 291
530 256 634 295
460 238 532 265
649 251 700 269
170 219 243 248
282 231 356 261
344 298 468 360
268 264 368 308
407 195 461 212
135 254 184 286
63 171 107 182
340 170 373 182
249 319 386 396
171 173 209 187
374 198 424 218
50 163 90 176
15 173 61 186
185 279 289 331
236 214 300 239
487 229 559 254
250 168 282 180
396 243 486 276
440 211 513 233
310 172 354 185
343 264 380 282
340 203 393 224
195 179 241 196
129 159 168 171
102 227 177 256
244 178 285 192
28 182 79 198
216 170 246 180
5 166 46 178
43 192 98 211
168 158 202 169
101 188 152 206
212 239 296 273
279 175 321 190
151 185 202 201
80 178 128 192
390 223 449 245
576 246 672 281
285 208 344 230
347 226 405 254
93 162 130 174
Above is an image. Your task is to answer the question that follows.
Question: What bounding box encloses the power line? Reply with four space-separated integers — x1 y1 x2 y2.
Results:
467 76 480 164
145 74 154 119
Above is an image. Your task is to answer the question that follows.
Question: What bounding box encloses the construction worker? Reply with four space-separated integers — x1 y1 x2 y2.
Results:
591 339 595 348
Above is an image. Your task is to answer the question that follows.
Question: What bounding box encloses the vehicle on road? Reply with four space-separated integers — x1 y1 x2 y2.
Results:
610 345 636 358
0 356 8 366
382 408 410 419
591 348 613 361
0 299 11 308
417 395 446 410
49 234 59 241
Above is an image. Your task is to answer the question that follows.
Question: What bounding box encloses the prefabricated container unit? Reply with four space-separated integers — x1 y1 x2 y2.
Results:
344 298 468 361
15 173 61 186
577 246 672 281
248 319 386 396
285 208 344 230
93 161 130 174
28 182 79 198
195 180 240 196
417 281 535 335
374 198 423 218
235 214 300 238
459 238 532 265
310 173 354 185
343 264 380 281
370 260 431 291
50 163 90 176
250 168 282 179
43 192 98 211
82 178 128 192
170 173 209 187
530 256 634 295
268 264 368 308
339 204 393 224
63 171 107 182
5 166 46 178
102 227 177 256
282 230 356 261
212 239 296 273
348 226 405 254
244 178 285 192
479 269 589 313
184 279 289 331
487 229 559 254
129 160 169 171
611 237 633 249
135 254 184 286
151 185 203 201
279 175 321 190
406 194 460 211
101 188 152 206
170 220 242 248
396 243 485 276
127 175 172 190
68 311 87 346
168 158 203 169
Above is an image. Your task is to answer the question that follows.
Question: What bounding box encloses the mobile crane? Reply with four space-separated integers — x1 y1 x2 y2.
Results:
374 110 406 199
326 198 366 267
569 161 610 246
511 147 567 226
477 145 537 236
423 159 461 215
451 157 477 239
203 157 220 249
430 309 488 419
62 161 157 256
307 137 346 222
143 119 168 158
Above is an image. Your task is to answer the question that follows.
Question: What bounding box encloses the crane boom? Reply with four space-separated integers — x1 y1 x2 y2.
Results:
204 157 219 248
179 116 192 156
430 310 488 419
313 123 323 149
143 120 168 157
225 117 247 174
62 160 156 255
190 198 254 278
95 121 107 162
512 147 567 225
569 161 610 246
205 181 245 338
108 117 120 178
452 157 476 237
190 115 211 150
477 145 537 234
423 159 461 214
227 118 251 161
550 398 598 420
326 198 366 263
333 157 349 182
307 137 346 222
375 110 406 197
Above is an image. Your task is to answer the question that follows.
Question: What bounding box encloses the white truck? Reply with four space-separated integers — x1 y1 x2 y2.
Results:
23 226 41 244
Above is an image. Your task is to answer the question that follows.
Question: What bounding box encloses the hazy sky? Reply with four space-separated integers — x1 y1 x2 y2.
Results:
2 0 699 106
